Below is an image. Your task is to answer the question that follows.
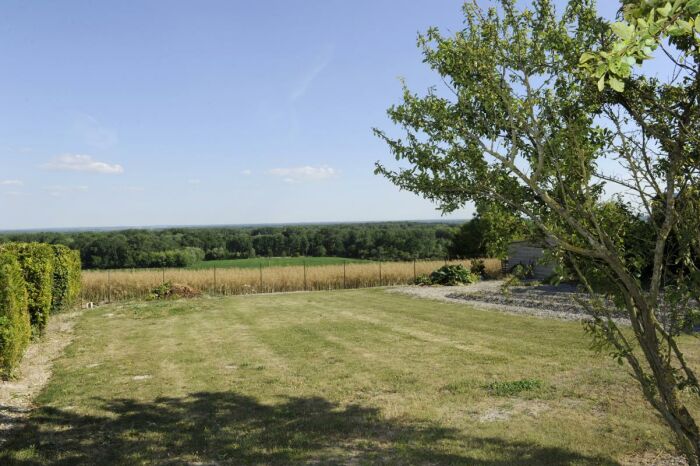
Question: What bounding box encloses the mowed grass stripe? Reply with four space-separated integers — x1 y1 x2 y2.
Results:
4 289 696 465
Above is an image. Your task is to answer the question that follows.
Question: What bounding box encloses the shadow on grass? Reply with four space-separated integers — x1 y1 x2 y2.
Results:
2 391 618 465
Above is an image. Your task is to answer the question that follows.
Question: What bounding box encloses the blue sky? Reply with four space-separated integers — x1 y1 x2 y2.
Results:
0 1 620 230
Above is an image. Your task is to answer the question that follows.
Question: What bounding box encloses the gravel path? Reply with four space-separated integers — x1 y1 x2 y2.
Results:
388 280 631 325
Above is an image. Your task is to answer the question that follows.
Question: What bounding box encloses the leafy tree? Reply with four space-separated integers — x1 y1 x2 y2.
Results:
374 0 700 462
449 218 487 258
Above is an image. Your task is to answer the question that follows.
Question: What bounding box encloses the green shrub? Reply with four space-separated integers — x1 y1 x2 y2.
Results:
470 259 486 278
2 243 55 333
51 245 82 312
428 264 479 286
414 274 433 285
0 250 30 378
150 282 173 300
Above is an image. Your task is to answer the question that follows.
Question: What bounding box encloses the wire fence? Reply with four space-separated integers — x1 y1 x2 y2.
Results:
80 258 502 303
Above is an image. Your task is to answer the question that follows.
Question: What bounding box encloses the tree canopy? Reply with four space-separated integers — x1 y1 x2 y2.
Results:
375 0 700 462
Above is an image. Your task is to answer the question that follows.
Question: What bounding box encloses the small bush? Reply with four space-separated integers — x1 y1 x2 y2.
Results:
470 259 486 278
414 274 433 286
0 250 31 378
2 243 55 333
486 379 542 396
149 282 200 300
428 265 479 286
51 245 82 313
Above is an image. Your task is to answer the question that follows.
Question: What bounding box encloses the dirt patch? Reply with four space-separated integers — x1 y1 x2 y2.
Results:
477 400 550 423
0 309 83 446
619 451 688 466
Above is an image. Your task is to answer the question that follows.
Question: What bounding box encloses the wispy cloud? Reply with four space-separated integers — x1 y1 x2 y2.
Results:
121 186 145 193
74 113 118 149
188 179 201 185
42 154 124 174
289 44 334 102
268 165 338 183
0 179 23 186
240 169 252 176
2 191 24 197
43 185 89 197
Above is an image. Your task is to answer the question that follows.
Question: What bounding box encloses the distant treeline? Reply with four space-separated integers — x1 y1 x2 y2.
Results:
0 222 487 270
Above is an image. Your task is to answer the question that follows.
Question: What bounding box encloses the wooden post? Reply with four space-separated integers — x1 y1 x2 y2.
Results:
213 267 217 292
162 267 165 284
379 262 382 286
108 269 112 303
343 260 346 289
413 258 417 281
259 261 263 292
303 261 307 291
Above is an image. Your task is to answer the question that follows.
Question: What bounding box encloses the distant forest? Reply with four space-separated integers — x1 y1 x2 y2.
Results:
0 221 486 270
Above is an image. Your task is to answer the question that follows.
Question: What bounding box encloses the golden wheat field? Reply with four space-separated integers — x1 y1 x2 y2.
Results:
80 258 501 302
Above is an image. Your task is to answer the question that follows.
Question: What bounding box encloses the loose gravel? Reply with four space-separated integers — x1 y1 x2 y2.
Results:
388 280 631 325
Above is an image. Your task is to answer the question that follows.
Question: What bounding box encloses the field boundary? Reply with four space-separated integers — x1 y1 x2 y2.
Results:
81 258 502 303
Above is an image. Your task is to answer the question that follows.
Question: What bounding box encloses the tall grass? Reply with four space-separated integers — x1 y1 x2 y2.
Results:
80 258 501 302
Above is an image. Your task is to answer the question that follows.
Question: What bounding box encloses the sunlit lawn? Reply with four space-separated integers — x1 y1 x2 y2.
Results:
3 289 698 465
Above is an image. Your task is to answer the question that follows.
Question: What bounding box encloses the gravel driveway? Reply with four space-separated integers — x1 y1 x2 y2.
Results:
388 280 631 325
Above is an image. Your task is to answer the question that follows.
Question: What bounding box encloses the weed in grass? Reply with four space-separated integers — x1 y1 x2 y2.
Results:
486 379 543 397
442 379 478 395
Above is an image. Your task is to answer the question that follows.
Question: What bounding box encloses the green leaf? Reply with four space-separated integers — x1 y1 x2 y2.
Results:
598 75 606 92
579 52 596 64
608 76 625 92
611 22 635 41
657 2 672 18
689 0 700 15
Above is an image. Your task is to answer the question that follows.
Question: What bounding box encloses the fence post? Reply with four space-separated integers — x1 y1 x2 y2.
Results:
259 261 263 293
162 267 165 284
413 258 416 281
213 267 217 292
379 261 382 286
343 260 346 289
303 260 307 291
108 269 112 303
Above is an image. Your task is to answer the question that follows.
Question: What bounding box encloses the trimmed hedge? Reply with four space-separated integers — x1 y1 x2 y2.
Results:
0 250 31 378
51 245 82 312
2 243 55 332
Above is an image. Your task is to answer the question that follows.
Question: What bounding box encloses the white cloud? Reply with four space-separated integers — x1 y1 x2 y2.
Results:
240 169 252 176
43 185 89 197
188 179 201 185
42 154 124 174
0 179 23 186
268 165 338 183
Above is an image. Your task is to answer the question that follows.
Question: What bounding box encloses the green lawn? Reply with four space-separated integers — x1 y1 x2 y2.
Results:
187 256 371 269
3 289 698 465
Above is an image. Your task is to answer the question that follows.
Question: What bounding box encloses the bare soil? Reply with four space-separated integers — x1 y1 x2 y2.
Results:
0 309 83 446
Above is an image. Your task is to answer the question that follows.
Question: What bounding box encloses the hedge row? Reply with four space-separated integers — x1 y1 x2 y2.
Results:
0 243 81 378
